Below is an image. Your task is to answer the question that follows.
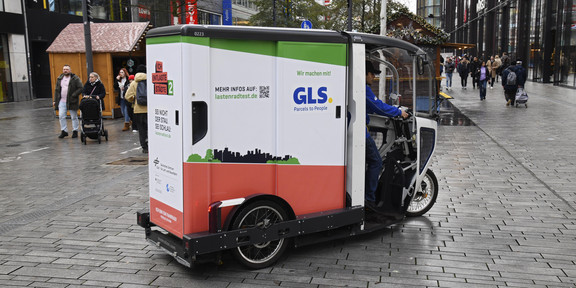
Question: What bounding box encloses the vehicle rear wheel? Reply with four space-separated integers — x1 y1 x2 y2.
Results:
230 200 290 269
406 169 438 217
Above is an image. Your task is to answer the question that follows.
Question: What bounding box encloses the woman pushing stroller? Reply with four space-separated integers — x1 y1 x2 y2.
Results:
79 72 108 144
82 72 106 109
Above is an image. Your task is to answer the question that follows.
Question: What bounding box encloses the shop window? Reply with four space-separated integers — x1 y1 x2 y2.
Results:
0 34 12 102
198 10 222 25
91 0 109 20
58 0 83 16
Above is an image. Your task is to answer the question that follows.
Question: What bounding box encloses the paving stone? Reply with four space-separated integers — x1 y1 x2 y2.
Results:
310 277 367 287
11 266 88 279
256 272 312 283
151 276 229 287
80 270 157 285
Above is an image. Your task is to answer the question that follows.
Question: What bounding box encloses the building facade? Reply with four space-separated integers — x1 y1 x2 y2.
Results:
440 0 575 88
0 1 29 102
417 0 443 28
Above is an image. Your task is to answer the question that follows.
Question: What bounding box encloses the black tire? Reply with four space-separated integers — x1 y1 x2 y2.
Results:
230 200 290 269
406 169 438 217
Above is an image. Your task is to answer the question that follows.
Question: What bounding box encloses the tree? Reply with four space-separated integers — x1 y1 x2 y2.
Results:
250 0 326 28
250 0 409 33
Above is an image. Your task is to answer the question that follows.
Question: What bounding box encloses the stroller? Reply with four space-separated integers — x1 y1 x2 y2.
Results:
79 97 108 144
515 88 528 108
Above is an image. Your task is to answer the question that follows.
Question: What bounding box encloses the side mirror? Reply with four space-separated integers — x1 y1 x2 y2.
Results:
417 56 426 75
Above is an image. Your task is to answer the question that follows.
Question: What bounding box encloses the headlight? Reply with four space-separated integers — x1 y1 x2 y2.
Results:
419 127 435 173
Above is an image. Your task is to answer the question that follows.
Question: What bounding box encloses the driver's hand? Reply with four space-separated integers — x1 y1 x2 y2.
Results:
400 109 409 119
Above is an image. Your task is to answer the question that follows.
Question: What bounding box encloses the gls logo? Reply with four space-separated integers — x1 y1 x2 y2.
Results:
293 87 332 104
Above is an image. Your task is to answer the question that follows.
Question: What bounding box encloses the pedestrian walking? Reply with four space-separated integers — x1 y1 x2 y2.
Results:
494 55 503 83
444 57 455 90
114 68 132 131
82 72 106 110
501 52 510 72
469 57 481 89
501 60 527 106
127 75 138 132
53 65 84 139
477 61 488 100
457 57 470 89
125 64 148 153
439 55 444 75
488 56 501 89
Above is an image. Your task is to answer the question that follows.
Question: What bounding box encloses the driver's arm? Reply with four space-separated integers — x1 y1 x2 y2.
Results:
367 96 407 118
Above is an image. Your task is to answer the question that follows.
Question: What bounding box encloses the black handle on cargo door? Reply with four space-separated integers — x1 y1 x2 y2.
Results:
192 101 207 145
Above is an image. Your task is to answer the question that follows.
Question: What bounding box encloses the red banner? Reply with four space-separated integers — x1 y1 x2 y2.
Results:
185 0 198 24
138 5 151 20
171 0 198 24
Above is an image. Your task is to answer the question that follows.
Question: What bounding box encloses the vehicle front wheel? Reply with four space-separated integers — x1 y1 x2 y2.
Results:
406 169 438 217
230 200 290 269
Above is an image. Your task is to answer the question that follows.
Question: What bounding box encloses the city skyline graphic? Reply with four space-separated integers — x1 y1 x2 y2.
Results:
186 148 300 164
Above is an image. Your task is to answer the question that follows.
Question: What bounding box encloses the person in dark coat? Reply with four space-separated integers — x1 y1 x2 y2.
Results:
469 57 481 89
457 57 470 89
443 57 455 90
82 72 106 110
53 65 84 138
501 60 527 106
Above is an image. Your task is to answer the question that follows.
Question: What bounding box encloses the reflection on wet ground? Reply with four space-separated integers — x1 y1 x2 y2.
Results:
438 100 476 126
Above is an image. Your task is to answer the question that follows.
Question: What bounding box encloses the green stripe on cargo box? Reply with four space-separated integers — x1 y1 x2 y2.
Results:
147 36 210 46
210 39 276 57
147 36 346 66
277 42 346 66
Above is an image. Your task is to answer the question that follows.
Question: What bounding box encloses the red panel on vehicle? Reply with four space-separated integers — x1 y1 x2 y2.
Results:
182 163 345 234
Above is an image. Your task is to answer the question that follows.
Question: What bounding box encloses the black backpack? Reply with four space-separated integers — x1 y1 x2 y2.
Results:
136 80 147 106
505 69 517 86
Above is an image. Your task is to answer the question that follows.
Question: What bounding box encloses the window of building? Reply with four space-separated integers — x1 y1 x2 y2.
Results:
233 0 256 10
198 10 221 25
556 1 576 87
57 0 83 16
0 0 4 12
0 34 12 102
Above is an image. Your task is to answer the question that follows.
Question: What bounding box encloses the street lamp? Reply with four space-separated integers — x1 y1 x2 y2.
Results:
273 0 276 26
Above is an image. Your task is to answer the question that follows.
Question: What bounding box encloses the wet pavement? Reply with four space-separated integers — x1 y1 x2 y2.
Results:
437 100 476 126
0 75 575 287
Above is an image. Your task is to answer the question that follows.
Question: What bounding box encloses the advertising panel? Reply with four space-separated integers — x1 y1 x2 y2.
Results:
147 42 184 238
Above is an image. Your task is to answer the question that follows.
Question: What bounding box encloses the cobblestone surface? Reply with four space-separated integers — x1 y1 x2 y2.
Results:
0 75 574 287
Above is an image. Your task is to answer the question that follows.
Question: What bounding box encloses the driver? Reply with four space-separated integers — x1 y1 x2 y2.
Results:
365 61 409 211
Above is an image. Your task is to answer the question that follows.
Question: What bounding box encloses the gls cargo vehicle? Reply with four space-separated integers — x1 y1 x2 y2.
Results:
137 25 440 269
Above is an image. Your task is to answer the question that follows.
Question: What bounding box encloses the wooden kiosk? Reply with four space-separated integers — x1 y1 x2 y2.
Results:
47 22 150 118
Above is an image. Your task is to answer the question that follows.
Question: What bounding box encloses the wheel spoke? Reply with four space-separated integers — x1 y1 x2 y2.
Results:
234 203 287 266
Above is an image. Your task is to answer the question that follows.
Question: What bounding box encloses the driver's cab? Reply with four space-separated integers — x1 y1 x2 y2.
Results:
346 33 438 216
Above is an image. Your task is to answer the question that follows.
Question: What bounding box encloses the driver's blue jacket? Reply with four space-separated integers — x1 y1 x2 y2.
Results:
366 85 401 137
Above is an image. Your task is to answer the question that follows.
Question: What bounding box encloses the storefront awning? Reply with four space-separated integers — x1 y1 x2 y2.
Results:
47 22 151 53
441 42 476 50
